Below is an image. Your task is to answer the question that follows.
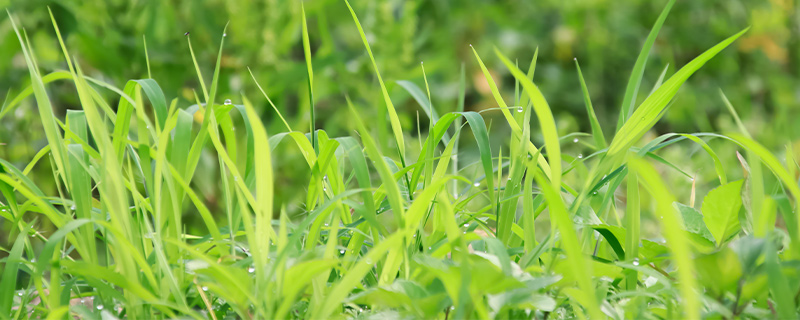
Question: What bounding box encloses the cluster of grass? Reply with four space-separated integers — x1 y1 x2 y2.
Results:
1 0 799 319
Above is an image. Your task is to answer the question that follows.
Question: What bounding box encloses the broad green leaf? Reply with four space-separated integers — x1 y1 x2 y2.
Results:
695 248 742 296
674 203 715 244
701 180 744 246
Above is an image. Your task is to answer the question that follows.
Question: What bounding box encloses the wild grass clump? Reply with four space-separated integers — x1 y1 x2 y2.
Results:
1 0 798 319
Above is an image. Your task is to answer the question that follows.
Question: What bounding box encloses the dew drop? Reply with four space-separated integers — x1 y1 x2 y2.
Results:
70 205 76 210
632 258 640 266
450 306 455 311
146 125 150 129
427 247 432 251
592 191 598 195
577 154 583 159
412 234 417 238
248 266 255 273
473 182 480 187
223 99 232 105
339 249 346 254
573 138 579 143
364 258 373 265
30 258 35 263
527 154 533 160
16 292 22 296
516 107 523 113
202 286 208 292
463 223 469 227
96 305 104 310
223 33 227 37
184 32 190 36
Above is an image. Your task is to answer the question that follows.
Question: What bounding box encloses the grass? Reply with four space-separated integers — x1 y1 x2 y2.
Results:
1 1 799 319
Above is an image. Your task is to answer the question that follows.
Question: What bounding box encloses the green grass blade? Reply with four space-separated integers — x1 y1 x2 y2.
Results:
0 224 30 315
574 59 606 149
9 12 68 186
248 67 292 132
719 90 751 138
624 172 639 291
607 28 748 164
617 0 675 130
301 3 317 153
345 0 406 158
348 98 405 228
629 157 699 320
729 133 800 245
532 167 601 319
495 49 561 193
462 112 495 210
242 95 274 298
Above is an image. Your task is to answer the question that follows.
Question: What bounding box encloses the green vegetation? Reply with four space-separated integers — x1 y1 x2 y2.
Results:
1 0 799 319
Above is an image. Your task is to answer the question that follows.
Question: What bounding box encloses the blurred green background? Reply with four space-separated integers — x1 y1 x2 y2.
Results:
1 0 798 222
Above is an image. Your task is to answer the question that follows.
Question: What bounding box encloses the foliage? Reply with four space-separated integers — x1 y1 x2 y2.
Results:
1 0 799 319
